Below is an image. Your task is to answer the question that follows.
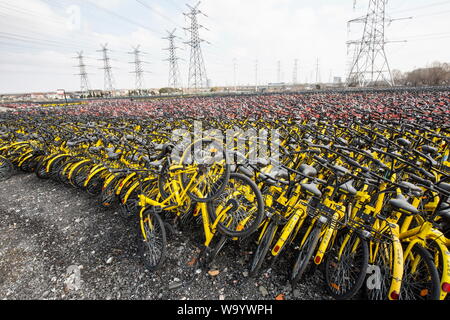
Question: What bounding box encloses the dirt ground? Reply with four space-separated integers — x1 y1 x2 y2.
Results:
0 172 331 300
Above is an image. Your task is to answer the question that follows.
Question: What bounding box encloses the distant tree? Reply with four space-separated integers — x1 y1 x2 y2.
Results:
392 69 405 86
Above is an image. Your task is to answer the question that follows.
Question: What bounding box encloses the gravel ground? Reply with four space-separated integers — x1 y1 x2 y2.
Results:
0 172 331 300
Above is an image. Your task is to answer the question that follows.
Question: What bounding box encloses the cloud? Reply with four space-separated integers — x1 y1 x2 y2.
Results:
0 0 449 93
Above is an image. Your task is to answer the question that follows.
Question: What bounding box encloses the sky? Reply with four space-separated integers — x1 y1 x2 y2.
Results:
0 0 449 94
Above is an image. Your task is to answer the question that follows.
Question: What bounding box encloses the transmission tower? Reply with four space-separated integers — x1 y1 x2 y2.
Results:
163 29 182 89
347 0 405 87
233 58 237 91
254 59 258 92
276 61 282 83
315 58 320 84
74 51 91 95
128 45 147 92
97 44 115 92
292 59 298 84
183 1 209 89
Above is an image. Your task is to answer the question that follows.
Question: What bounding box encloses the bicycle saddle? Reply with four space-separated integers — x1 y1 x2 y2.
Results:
254 158 269 168
300 183 322 197
107 152 120 160
399 181 423 197
437 182 450 193
397 138 411 147
298 164 317 178
89 146 102 153
336 137 348 145
388 194 419 215
337 179 358 196
422 145 438 155
331 164 349 177
238 165 254 177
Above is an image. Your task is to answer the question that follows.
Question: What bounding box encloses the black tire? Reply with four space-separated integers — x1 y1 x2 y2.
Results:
179 138 230 203
35 159 50 179
365 239 399 300
58 162 73 185
137 209 167 272
0 156 13 182
400 244 440 300
19 156 37 173
73 163 92 189
249 222 277 277
324 230 369 300
157 159 171 200
291 224 321 287
184 163 231 203
86 174 104 196
49 157 68 180
207 173 264 238
119 189 139 220
100 175 122 208
200 235 228 268
426 240 447 300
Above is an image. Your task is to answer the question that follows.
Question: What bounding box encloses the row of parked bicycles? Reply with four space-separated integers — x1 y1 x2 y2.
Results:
0 103 449 300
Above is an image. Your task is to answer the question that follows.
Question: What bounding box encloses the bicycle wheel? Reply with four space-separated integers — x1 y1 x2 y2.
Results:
35 159 50 179
58 161 73 185
426 239 449 300
20 155 37 173
207 173 264 238
181 138 231 203
137 209 167 272
324 230 369 300
0 156 13 182
183 162 231 203
400 244 440 300
199 235 228 268
49 156 68 180
100 175 122 208
71 162 92 188
249 222 278 277
86 174 104 196
366 239 402 300
291 224 321 287
74 165 90 189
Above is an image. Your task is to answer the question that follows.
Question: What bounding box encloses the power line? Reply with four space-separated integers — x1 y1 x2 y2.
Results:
389 0 450 14
135 0 184 29
81 0 162 36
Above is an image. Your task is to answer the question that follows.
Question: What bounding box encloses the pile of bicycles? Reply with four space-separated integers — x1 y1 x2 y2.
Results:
0 97 449 300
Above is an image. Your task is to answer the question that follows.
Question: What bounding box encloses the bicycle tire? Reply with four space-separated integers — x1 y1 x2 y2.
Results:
35 159 50 179
400 244 440 300
291 224 321 287
137 209 167 272
324 230 369 300
207 173 264 238
249 222 277 277
183 162 231 203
